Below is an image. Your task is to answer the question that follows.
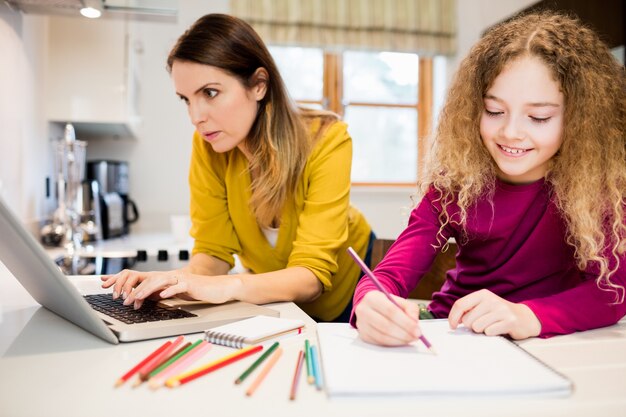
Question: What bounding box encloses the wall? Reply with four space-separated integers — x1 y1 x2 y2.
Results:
0 5 51 228
85 0 230 232
0 0 537 238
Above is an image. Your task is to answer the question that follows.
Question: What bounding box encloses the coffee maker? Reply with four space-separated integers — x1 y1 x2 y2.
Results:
87 160 139 239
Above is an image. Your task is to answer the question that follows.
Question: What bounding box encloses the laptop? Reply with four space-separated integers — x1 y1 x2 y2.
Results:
0 197 279 344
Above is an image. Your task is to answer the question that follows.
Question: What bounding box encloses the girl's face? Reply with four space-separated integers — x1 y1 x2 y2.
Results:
480 56 564 184
171 60 267 157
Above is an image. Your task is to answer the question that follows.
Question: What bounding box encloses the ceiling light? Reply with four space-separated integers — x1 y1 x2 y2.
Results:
80 0 103 18
80 7 101 18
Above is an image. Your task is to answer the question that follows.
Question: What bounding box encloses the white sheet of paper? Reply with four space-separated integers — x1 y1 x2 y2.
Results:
317 320 572 397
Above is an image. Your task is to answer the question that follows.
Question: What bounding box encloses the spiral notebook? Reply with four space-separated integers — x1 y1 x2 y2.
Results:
204 316 305 348
317 320 573 397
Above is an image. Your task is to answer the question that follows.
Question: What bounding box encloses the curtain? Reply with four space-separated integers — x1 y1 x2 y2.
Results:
230 0 456 55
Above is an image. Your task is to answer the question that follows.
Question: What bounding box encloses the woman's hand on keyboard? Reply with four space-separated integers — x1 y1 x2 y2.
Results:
100 269 241 309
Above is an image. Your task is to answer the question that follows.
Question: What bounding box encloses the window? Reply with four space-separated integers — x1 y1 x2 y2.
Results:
270 46 436 185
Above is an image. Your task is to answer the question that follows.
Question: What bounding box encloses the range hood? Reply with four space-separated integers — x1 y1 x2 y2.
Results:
4 0 177 22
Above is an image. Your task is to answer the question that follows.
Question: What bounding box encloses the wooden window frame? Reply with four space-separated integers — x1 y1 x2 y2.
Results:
294 51 434 186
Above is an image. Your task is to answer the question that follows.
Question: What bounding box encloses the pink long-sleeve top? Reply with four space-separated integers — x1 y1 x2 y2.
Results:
351 178 626 337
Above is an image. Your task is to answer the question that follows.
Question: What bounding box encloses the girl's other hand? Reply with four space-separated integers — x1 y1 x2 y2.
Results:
355 290 422 346
448 289 541 339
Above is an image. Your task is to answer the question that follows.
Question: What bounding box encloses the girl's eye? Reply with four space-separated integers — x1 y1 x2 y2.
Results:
178 96 189 105
530 116 551 124
204 88 218 99
485 109 503 117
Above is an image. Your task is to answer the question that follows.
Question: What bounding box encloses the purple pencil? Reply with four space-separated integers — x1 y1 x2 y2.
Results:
347 246 436 354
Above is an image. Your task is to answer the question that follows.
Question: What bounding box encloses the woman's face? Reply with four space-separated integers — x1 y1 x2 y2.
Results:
171 60 267 157
479 56 564 184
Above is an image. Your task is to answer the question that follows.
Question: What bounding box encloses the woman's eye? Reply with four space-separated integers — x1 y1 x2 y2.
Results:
204 89 218 98
178 96 189 105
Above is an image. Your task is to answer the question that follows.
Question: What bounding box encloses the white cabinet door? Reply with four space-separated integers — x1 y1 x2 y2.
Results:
45 16 140 137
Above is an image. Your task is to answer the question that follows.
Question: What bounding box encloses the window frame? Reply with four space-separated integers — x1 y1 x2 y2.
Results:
284 50 434 186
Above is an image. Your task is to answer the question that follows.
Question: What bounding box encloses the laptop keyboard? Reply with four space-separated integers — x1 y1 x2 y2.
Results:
84 293 197 324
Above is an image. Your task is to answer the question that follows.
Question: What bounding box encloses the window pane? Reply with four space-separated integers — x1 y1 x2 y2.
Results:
269 46 323 101
344 51 418 105
346 106 417 183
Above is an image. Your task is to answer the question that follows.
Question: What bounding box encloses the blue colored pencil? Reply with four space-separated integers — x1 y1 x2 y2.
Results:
310 345 323 390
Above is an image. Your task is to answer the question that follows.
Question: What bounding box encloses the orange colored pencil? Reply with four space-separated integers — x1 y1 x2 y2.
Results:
245 347 283 396
114 340 172 387
166 345 263 388
289 349 305 400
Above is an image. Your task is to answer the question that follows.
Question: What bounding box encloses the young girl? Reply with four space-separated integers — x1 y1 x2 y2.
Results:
352 11 626 345
102 14 372 322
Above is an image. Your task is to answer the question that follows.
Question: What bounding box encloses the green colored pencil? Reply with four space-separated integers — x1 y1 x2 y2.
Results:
305 339 314 384
234 341 280 384
148 339 202 379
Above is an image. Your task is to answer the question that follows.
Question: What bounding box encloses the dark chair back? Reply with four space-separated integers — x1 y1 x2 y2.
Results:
369 238 456 300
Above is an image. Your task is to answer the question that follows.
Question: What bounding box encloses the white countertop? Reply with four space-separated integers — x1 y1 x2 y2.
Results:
1 257 626 417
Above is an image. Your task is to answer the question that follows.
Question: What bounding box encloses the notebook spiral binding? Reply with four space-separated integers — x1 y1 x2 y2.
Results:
204 331 247 349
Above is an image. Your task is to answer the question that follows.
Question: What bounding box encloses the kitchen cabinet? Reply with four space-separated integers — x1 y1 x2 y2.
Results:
45 16 141 139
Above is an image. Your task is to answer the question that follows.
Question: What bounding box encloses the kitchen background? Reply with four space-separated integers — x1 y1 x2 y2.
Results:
0 0 623 242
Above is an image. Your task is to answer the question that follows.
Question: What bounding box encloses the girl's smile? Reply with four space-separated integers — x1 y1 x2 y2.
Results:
498 144 532 156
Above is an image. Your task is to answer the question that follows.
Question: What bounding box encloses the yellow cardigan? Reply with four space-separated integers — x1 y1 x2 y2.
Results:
188 120 371 321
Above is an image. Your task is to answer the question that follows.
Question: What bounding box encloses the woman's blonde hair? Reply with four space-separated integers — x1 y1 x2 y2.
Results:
423 11 626 300
167 14 337 227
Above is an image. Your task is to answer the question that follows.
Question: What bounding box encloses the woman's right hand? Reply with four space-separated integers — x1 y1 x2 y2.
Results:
100 269 241 310
354 290 422 346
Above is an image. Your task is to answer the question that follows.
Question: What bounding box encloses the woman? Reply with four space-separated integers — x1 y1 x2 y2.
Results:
102 14 373 322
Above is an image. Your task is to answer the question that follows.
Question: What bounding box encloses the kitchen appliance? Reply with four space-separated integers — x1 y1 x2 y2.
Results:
76 179 103 242
55 249 191 275
87 160 139 239
41 124 88 251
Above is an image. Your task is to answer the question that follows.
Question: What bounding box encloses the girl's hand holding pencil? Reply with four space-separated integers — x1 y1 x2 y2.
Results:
354 290 424 347
347 247 434 352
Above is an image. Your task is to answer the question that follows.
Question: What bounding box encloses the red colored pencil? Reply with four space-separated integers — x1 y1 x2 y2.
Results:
289 349 305 400
141 342 192 380
132 335 184 387
114 340 172 387
166 345 263 388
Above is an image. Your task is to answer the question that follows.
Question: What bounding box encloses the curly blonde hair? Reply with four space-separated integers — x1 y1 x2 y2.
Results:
423 11 626 301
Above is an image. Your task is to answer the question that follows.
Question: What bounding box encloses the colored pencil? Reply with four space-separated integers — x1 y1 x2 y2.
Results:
245 347 283 396
138 341 191 382
166 344 263 388
289 349 305 400
148 339 202 379
304 339 314 384
114 339 172 387
347 246 437 354
133 335 185 387
310 345 323 390
148 341 212 390
308 343 318 386
235 341 280 384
